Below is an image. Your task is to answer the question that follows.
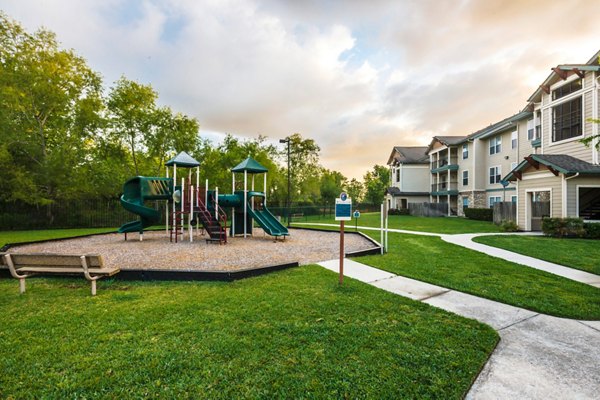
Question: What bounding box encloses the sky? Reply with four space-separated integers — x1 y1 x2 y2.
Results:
1 0 599 179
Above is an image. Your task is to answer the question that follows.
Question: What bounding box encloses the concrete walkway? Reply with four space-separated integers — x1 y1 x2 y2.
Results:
318 258 600 399
297 222 600 288
442 233 600 288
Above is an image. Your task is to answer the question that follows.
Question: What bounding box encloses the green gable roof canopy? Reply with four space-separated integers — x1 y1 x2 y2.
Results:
231 157 268 174
165 151 200 168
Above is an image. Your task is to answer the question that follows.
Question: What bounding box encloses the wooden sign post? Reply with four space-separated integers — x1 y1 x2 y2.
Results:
335 192 352 285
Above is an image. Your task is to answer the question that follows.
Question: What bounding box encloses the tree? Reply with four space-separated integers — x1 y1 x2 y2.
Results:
0 12 103 204
363 165 390 205
581 118 600 149
345 178 364 203
280 133 322 204
106 77 158 176
320 169 346 203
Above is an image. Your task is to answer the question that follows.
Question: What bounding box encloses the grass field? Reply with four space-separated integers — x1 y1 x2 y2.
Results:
0 228 117 248
293 213 501 234
0 265 498 398
473 235 600 276
296 223 600 320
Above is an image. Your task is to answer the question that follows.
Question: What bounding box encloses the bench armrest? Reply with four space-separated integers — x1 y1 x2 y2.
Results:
3 254 29 279
80 256 100 282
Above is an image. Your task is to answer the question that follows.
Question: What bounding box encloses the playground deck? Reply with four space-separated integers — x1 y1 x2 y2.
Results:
5 229 375 272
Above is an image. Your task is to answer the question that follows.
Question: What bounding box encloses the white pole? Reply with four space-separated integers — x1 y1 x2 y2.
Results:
385 211 389 253
264 173 267 207
181 177 185 236
173 165 177 233
205 179 208 207
244 170 248 238
251 175 255 210
190 185 194 242
195 167 200 233
215 187 219 220
166 167 169 237
380 204 384 255
232 173 236 236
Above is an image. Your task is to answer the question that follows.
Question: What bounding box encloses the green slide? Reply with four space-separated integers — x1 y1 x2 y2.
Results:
247 204 289 237
119 176 172 234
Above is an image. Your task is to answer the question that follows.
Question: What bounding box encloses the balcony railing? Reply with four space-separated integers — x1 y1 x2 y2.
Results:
431 181 458 193
431 157 458 170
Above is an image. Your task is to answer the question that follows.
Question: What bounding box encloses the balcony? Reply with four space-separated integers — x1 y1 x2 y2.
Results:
431 157 459 173
431 181 458 196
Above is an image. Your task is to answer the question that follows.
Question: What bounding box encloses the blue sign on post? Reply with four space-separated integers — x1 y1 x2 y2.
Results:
335 197 352 221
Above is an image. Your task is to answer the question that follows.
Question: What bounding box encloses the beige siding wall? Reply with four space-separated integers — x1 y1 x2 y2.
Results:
457 142 471 191
584 71 594 88
484 129 517 191
516 173 563 230
401 165 430 192
517 118 534 161
566 176 600 216
584 90 593 135
472 138 487 190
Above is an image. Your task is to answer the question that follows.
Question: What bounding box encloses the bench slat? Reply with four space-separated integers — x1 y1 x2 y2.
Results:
18 266 120 276
6 254 103 268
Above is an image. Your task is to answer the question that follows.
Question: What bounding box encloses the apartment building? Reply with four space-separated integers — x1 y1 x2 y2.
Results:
386 50 600 229
385 146 430 210
505 52 600 230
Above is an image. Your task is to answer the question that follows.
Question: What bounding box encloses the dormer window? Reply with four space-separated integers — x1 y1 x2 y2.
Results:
552 78 582 100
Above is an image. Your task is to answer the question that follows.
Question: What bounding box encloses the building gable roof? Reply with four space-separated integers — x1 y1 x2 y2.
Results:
504 154 600 181
527 50 600 104
387 146 429 165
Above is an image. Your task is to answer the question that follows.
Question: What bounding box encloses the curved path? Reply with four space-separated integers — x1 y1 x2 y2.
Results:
298 223 600 399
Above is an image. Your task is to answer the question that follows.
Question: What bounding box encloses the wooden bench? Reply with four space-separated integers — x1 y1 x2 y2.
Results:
0 253 119 296
291 213 304 221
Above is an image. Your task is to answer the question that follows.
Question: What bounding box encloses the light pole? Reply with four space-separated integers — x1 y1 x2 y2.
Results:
279 137 291 227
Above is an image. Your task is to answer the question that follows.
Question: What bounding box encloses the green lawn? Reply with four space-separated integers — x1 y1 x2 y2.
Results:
356 232 600 320
0 228 117 248
293 213 501 234
473 235 600 276
0 266 498 398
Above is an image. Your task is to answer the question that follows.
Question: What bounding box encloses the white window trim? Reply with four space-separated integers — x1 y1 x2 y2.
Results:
524 188 553 231
547 93 586 146
489 136 502 155
489 165 502 184
575 184 600 219
488 196 502 208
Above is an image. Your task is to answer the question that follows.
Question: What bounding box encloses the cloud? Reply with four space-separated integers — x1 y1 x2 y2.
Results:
1 0 599 179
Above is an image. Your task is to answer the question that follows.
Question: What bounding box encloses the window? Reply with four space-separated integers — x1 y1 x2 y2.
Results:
552 78 582 101
462 143 468 159
462 197 469 209
511 131 517 149
462 170 469 186
527 119 534 140
553 97 582 142
489 136 501 155
396 168 400 183
488 196 502 208
511 195 517 203
489 166 501 184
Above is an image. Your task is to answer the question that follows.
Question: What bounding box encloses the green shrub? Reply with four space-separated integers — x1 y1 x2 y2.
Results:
388 208 409 216
464 208 493 221
499 220 519 232
584 222 600 239
542 217 585 238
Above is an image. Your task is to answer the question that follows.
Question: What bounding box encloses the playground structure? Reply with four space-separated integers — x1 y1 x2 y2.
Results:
118 152 289 243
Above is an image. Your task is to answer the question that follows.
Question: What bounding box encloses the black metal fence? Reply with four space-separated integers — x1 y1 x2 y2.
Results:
0 199 381 230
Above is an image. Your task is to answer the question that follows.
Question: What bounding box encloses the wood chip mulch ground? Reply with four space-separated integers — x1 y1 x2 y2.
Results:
8 228 377 272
